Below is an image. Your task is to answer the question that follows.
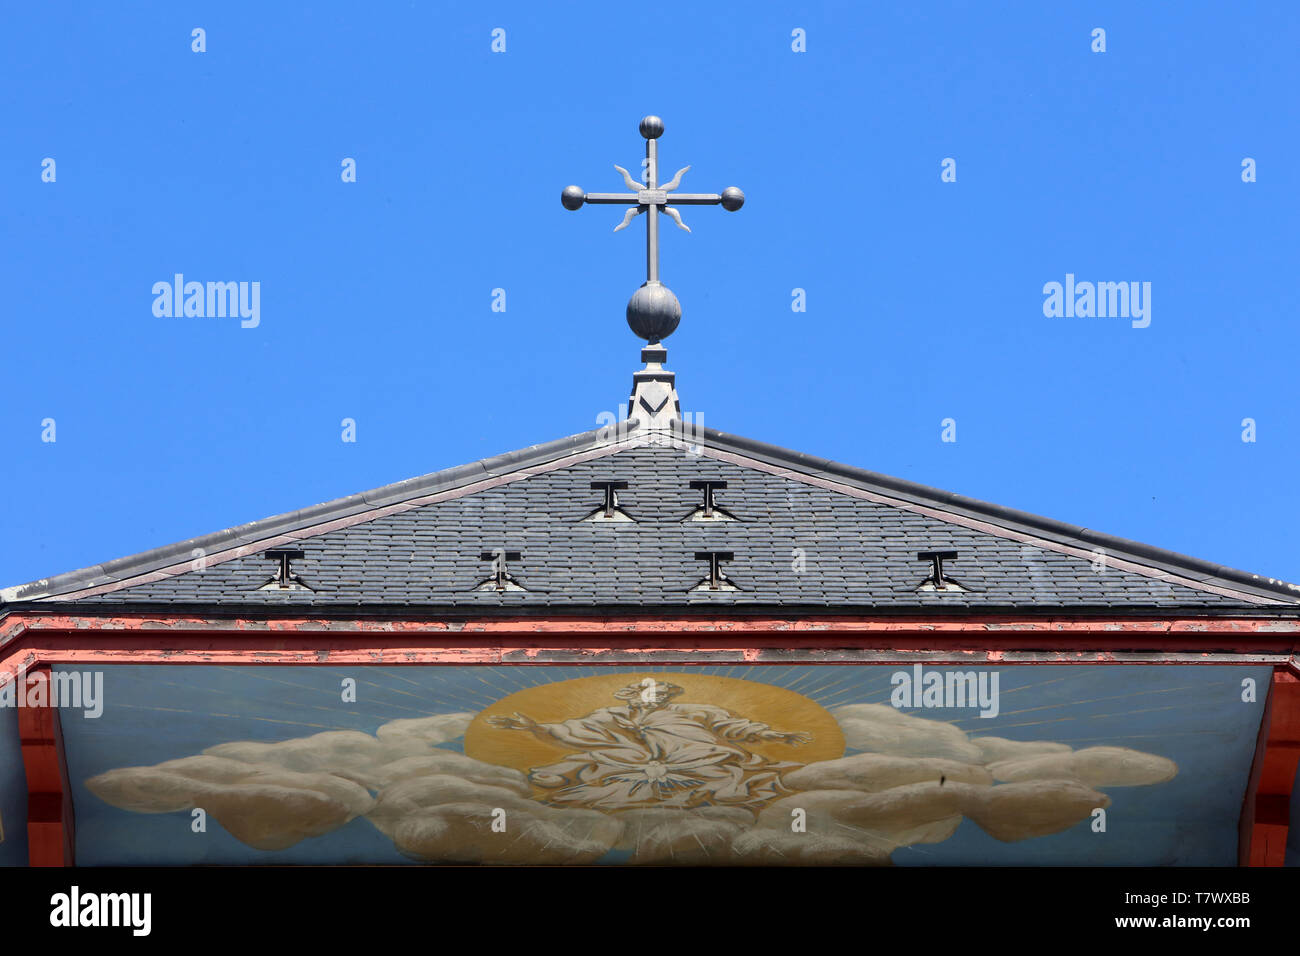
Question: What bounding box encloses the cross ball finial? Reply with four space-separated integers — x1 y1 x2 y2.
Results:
560 115 743 343
561 185 586 210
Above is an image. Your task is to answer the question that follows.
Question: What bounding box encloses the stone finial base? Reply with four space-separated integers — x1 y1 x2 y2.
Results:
627 345 681 429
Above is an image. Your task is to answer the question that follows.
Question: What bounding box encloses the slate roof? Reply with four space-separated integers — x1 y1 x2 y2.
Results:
3 423 1297 614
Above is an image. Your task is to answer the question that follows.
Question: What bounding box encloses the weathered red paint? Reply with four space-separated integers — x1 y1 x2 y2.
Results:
5 611 1300 639
3 612 1300 681
0 640 1298 671
16 667 75 866
1241 671 1300 865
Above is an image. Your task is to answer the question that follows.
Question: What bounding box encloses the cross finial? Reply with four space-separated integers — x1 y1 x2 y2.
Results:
561 115 744 345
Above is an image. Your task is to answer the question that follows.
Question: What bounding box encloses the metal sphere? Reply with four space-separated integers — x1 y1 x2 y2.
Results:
561 185 586 210
626 281 681 342
720 186 745 211
639 115 665 139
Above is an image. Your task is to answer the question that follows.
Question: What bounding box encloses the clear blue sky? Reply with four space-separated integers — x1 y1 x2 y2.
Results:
3 1 1297 589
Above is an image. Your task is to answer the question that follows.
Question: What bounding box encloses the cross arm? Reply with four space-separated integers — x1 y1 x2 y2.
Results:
572 191 734 206
655 193 724 205
582 192 643 204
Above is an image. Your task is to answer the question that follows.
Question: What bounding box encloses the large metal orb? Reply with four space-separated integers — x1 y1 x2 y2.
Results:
561 185 586 210
639 115 665 139
721 186 745 211
626 281 681 342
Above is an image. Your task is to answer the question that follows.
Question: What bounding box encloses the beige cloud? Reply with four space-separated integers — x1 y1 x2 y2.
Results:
374 713 474 747
370 776 621 864
85 759 375 850
153 755 264 786
618 807 754 864
390 802 621 864
729 829 894 866
203 714 476 788
198 773 373 850
205 730 409 782
367 773 539 838
783 753 992 793
971 736 1073 764
750 777 1106 857
86 714 481 853
962 780 1110 842
988 746 1177 787
365 752 530 793
85 764 212 815
759 785 967 851
831 704 984 762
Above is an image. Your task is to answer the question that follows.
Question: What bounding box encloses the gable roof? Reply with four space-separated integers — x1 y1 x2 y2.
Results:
4 422 1297 614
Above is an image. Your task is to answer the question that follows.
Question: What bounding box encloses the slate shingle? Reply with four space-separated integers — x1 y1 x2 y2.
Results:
55 443 1279 610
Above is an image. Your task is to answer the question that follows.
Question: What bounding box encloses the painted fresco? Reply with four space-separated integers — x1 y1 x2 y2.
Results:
0 701 29 866
56 664 1267 865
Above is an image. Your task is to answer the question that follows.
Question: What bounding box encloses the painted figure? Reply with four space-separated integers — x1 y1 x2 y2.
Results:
487 679 812 810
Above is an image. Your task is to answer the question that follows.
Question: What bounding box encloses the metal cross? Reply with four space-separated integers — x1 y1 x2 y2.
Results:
561 115 744 285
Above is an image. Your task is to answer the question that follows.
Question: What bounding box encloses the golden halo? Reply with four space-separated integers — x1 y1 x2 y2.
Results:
464 671 845 791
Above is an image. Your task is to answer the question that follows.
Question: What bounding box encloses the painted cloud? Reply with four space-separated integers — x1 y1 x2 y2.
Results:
86 703 1177 864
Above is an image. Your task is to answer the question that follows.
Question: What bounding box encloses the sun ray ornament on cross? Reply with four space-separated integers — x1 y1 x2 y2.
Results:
561 116 744 429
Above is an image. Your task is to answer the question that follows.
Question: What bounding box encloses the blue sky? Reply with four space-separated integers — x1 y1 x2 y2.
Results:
3 1 1297 588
